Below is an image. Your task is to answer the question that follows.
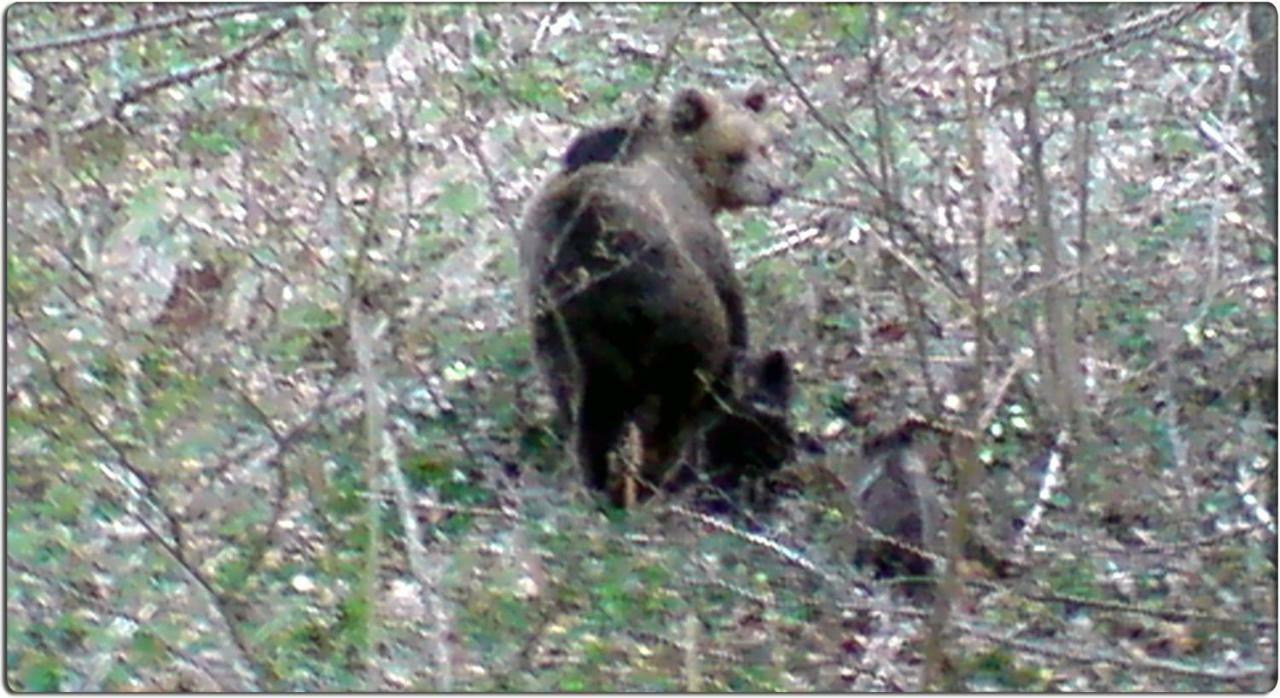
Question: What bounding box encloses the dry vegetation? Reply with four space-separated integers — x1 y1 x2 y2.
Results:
5 3 1276 691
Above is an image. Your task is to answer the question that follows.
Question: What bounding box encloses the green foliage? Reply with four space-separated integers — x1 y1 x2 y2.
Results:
13 652 64 691
253 597 360 690
179 106 281 156
364 5 407 56
736 215 773 246
324 452 368 518
38 482 85 523
957 649 1053 691
801 154 842 188
833 5 868 44
401 450 489 535
269 301 343 368
217 12 278 44
777 8 816 37
3 3 1272 691
581 76 626 106
6 252 52 305
129 631 166 667
1158 126 1201 158
621 61 656 89
1047 558 1101 600
726 664 783 692
438 179 483 217
510 70 565 111
1206 299 1242 321
65 129 129 180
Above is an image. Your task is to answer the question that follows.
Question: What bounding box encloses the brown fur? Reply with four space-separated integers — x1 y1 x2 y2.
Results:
520 86 785 505
700 351 796 487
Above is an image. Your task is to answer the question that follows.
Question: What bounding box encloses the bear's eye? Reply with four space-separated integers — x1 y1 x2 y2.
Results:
725 151 748 167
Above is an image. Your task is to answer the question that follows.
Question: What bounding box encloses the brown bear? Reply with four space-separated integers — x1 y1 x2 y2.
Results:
699 349 796 492
519 85 787 505
617 347 801 511
559 84 771 176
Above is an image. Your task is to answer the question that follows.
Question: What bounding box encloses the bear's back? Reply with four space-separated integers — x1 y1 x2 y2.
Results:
520 157 731 381
522 157 715 282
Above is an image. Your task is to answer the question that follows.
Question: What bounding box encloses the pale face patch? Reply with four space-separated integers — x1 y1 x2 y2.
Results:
692 110 782 210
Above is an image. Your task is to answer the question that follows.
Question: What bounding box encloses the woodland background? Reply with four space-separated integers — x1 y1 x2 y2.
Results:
5 3 1277 691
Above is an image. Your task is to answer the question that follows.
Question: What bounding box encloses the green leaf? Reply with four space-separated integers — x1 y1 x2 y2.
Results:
419 103 448 122
1207 300 1242 320
42 483 83 523
7 252 49 304
130 631 165 665
336 595 371 647
440 180 482 216
474 29 496 56
834 5 868 41
184 129 236 157
623 62 655 86
1159 126 1199 157
511 72 563 110
781 8 814 35
124 186 164 225
803 156 841 185
17 654 63 691
738 216 772 245
280 302 341 331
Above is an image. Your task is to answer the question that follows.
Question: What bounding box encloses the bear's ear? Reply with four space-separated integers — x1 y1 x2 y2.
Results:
562 125 633 171
742 83 769 113
670 89 714 134
754 350 793 405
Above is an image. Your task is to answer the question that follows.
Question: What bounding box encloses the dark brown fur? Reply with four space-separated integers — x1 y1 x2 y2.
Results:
701 350 797 492
520 86 785 505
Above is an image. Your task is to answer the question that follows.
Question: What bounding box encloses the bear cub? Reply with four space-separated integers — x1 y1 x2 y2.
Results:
700 349 796 492
519 85 789 506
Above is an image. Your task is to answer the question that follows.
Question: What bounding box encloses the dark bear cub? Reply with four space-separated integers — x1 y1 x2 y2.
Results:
519 85 787 506
701 350 796 493
561 122 639 172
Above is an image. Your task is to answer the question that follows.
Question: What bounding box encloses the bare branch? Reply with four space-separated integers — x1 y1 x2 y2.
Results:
1015 444 1064 550
668 504 837 584
964 621 1269 683
736 223 824 270
9 3 308 56
975 352 1033 433
13 312 263 688
14 12 305 138
982 4 1208 78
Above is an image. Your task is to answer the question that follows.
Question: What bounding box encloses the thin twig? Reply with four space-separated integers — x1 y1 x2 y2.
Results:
10 560 244 691
648 5 699 94
962 622 1270 683
1015 446 1063 550
988 267 1087 318
9 3 304 56
735 4 976 304
15 13 304 137
12 314 263 686
669 504 836 583
736 224 824 270
981 4 1207 78
976 351 1033 432
967 578 1276 628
